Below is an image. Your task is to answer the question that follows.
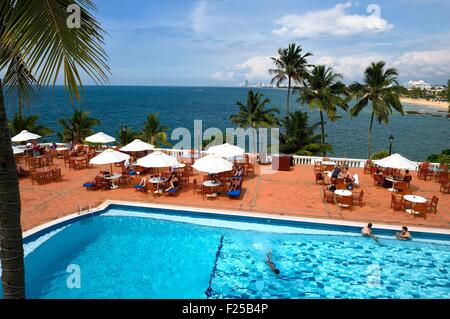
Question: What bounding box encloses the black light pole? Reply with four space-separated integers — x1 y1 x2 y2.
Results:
388 134 394 156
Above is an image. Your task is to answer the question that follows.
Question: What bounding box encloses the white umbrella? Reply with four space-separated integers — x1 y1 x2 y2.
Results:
89 149 130 173
120 139 154 152
136 151 179 168
373 153 418 170
192 155 233 174
12 146 24 155
85 132 116 144
206 143 245 158
11 130 41 142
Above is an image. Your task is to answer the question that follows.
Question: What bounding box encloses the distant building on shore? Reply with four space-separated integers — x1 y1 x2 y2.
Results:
404 80 432 90
238 80 278 88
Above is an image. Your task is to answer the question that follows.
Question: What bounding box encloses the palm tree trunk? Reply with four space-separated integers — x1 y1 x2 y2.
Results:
251 125 257 154
286 76 291 118
319 111 326 156
0 79 26 299
18 96 23 116
367 111 374 159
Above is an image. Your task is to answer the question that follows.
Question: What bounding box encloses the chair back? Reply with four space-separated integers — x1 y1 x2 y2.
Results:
414 203 427 214
336 195 352 208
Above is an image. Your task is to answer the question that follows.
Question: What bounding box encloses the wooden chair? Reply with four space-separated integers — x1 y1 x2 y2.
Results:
363 163 372 175
52 168 62 182
352 190 364 207
426 196 439 214
395 181 408 193
440 181 450 194
411 202 427 219
373 174 383 186
436 172 449 184
314 171 325 184
335 195 352 210
192 178 203 195
322 188 335 204
390 193 403 211
335 178 346 190
244 163 255 177
179 173 190 187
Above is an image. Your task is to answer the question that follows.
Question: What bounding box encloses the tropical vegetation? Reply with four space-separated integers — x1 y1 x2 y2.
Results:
140 113 171 147
118 125 139 146
229 90 279 152
269 43 312 117
279 111 326 156
371 150 390 160
426 149 450 165
349 61 404 159
0 0 109 299
57 110 101 144
298 65 349 156
8 113 52 138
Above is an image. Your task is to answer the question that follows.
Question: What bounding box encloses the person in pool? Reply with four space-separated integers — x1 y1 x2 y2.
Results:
362 223 380 243
396 226 412 240
266 250 280 275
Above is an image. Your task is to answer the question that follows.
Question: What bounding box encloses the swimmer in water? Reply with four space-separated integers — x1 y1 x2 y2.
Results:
266 250 280 275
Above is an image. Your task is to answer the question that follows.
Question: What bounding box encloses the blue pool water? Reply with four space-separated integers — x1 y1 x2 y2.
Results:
9 205 450 299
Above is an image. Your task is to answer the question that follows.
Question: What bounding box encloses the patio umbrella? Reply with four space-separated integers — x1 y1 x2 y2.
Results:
373 153 418 170
120 139 154 152
192 155 233 174
89 149 130 173
206 143 245 159
12 146 24 155
11 130 41 142
85 132 116 144
136 151 179 168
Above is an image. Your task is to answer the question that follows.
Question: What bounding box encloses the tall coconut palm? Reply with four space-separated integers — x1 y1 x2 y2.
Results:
117 125 139 146
57 109 101 144
0 0 109 298
298 65 349 156
8 113 52 138
280 111 325 156
229 90 279 152
349 61 404 159
269 43 312 117
140 113 171 148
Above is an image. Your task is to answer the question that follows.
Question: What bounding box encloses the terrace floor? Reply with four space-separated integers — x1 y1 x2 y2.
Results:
19 158 449 232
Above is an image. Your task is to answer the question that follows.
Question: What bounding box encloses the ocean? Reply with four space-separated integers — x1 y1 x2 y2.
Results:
5 86 450 161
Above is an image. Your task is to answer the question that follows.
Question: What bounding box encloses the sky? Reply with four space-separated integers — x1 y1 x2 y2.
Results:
91 0 450 86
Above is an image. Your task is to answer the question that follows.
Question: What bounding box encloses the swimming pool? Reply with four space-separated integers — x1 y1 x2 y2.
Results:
3 203 450 299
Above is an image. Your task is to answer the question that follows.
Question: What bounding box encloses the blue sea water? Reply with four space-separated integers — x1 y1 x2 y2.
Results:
5 86 449 160
18 207 450 299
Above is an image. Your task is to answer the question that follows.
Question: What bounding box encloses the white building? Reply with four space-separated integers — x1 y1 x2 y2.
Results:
404 80 432 90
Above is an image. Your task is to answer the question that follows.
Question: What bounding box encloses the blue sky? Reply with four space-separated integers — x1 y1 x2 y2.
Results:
92 0 450 86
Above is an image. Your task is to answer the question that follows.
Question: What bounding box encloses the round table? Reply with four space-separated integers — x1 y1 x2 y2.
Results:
103 173 122 189
334 189 352 197
56 147 68 152
322 161 336 166
403 195 426 214
385 176 402 192
174 163 186 168
203 180 222 197
149 177 168 193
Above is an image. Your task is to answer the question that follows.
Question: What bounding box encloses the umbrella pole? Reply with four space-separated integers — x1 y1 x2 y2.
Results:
110 163 113 174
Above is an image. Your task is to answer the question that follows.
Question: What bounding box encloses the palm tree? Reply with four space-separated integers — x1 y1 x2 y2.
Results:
0 0 109 298
57 109 100 144
140 113 171 147
229 90 279 152
280 111 326 156
298 65 349 156
118 125 139 146
269 43 312 117
8 113 53 138
349 61 404 159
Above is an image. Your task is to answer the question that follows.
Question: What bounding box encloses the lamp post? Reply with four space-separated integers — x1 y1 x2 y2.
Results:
388 134 394 156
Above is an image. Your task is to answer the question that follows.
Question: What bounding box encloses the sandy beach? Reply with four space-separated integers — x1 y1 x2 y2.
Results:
401 97 449 109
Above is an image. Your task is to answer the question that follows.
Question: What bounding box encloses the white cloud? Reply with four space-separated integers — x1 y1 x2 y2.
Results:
394 49 450 77
190 1 207 33
211 70 235 80
235 56 273 79
273 1 393 38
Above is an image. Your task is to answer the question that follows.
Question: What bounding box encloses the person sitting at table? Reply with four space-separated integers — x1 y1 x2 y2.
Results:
396 226 411 240
338 167 354 188
31 140 40 157
165 173 180 192
330 165 341 184
403 170 412 184
50 142 57 150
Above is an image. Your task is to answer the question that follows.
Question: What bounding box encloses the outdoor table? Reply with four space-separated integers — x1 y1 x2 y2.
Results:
403 195 427 215
203 180 222 197
56 147 68 152
334 189 352 197
149 177 168 193
385 176 403 192
31 155 47 168
103 173 122 189
322 161 336 172
73 156 88 168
